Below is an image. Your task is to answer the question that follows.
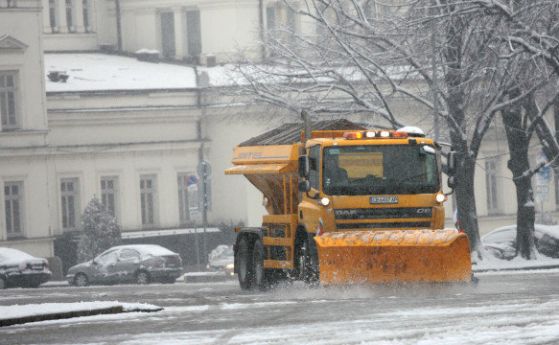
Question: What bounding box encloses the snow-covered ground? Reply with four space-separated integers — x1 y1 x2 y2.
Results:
474 254 559 272
2 272 559 345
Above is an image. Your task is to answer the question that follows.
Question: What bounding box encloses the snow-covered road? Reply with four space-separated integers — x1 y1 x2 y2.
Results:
2 270 559 345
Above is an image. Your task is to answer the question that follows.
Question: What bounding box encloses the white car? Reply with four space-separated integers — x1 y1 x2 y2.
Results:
0 247 51 289
482 224 559 260
66 244 182 286
208 245 235 277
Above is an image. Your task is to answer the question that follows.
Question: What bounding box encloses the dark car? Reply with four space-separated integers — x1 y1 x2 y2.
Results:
66 244 182 286
0 247 51 289
482 224 559 260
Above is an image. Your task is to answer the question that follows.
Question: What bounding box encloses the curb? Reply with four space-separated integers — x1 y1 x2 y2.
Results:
0 305 163 327
473 264 559 273
0 306 123 327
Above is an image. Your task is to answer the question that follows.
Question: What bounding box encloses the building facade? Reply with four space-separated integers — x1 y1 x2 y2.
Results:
2 0 559 271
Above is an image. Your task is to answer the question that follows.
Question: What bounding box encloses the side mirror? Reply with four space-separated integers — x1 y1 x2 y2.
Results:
447 176 456 189
298 180 311 192
298 156 310 178
447 151 457 176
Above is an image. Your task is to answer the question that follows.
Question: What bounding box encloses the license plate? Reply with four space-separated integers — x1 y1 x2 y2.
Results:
370 196 398 204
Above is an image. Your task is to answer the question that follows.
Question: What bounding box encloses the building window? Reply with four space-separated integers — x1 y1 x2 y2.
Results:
66 0 74 32
266 6 276 38
100 176 118 217
140 175 157 226
82 0 90 32
61 178 80 231
0 72 18 131
4 182 23 238
49 0 57 31
186 10 201 60
485 160 499 214
286 6 297 33
160 11 176 59
363 0 377 20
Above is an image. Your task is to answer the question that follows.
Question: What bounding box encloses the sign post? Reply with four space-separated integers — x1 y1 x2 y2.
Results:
535 150 551 223
197 160 212 265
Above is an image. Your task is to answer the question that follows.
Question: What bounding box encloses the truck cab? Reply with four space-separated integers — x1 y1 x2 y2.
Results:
298 130 446 238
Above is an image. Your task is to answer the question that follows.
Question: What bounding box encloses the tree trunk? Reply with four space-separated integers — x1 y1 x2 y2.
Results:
442 13 482 254
455 155 481 253
502 94 536 259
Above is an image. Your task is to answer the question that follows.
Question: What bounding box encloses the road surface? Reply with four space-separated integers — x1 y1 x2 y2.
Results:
1 270 559 345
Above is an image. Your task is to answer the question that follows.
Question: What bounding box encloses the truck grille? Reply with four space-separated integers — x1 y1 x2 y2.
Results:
336 222 432 229
334 207 432 220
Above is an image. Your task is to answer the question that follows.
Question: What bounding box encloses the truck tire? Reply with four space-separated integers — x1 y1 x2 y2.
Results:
252 239 267 290
296 236 319 285
237 236 254 290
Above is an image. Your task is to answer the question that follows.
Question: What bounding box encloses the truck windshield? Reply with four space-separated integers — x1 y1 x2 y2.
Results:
322 145 439 195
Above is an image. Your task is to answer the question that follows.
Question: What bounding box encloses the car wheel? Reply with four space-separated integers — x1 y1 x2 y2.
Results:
136 271 150 285
0 276 6 289
162 277 176 284
28 282 41 288
74 273 89 287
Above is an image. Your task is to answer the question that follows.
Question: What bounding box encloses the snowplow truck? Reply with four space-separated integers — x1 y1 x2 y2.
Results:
225 120 472 289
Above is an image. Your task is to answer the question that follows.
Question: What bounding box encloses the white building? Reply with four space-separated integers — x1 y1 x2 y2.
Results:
2 0 559 272
0 0 51 257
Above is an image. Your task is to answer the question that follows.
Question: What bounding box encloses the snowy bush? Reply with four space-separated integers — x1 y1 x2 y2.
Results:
77 198 121 262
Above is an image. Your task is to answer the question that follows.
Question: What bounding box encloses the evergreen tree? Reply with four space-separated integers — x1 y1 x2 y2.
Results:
77 197 121 262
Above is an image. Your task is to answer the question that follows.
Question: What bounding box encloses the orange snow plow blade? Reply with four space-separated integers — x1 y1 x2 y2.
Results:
314 229 472 285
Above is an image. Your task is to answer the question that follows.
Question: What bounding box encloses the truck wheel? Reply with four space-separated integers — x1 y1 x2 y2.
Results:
296 236 319 285
252 239 267 290
237 236 254 290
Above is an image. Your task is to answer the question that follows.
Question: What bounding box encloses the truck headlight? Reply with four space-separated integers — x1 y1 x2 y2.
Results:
320 197 330 206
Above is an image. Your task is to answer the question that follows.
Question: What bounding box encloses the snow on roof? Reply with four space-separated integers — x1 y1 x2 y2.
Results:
43 53 421 93
44 53 198 92
121 227 220 239
111 244 177 256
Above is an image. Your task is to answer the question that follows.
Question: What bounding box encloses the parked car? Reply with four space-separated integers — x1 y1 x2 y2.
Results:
0 247 51 289
66 244 183 286
482 224 559 260
207 245 235 277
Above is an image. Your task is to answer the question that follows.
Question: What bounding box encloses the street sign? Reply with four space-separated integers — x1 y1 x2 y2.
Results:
197 160 212 178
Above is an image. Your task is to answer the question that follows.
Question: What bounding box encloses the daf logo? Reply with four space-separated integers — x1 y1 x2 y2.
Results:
335 210 357 217
416 208 431 214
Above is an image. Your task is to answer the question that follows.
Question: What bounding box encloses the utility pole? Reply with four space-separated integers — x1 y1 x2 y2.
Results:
115 0 123 51
431 3 440 141
258 0 266 61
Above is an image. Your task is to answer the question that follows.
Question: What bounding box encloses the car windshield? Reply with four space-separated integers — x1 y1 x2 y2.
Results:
322 145 439 195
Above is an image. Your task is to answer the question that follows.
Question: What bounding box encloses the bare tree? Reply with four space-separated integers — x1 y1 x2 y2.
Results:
234 0 558 255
